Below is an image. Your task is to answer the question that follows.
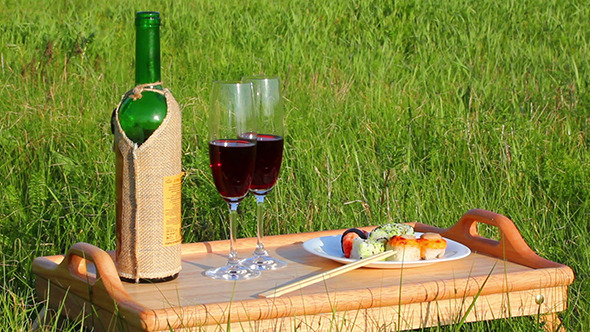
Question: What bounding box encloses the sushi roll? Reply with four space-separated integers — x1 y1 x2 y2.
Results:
418 233 447 260
369 223 414 242
341 228 368 258
385 235 421 261
350 238 385 260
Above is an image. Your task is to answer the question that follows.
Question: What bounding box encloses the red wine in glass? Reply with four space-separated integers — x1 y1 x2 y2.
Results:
209 139 256 201
240 75 286 271
250 134 284 194
205 80 260 281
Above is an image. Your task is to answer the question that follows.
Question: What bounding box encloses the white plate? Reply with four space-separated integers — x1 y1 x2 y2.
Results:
302 233 471 269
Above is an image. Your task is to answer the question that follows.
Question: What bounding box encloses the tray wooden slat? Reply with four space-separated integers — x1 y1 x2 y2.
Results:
33 209 574 331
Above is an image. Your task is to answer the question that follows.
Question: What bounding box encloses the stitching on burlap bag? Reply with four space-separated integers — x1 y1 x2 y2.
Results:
113 85 183 281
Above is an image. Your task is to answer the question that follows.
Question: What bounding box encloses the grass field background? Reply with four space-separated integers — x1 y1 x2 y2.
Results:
1 0 589 330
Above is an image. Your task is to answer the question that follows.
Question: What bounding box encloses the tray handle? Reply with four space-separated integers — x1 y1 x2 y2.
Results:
59 242 133 303
413 209 562 269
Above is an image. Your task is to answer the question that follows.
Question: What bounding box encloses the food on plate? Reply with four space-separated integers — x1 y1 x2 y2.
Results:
418 232 447 260
350 238 385 259
340 223 448 262
368 223 414 242
340 228 368 258
385 235 421 261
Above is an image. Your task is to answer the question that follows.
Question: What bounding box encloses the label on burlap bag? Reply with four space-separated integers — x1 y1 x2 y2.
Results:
113 88 183 281
163 172 183 246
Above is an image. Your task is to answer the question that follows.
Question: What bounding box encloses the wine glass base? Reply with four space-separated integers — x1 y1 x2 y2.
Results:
242 255 287 271
204 263 261 280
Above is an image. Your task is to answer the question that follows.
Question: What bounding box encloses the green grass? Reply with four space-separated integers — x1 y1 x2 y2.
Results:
1 0 589 330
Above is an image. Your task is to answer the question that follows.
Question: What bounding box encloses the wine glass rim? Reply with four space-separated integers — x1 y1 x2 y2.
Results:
212 80 253 86
242 75 280 81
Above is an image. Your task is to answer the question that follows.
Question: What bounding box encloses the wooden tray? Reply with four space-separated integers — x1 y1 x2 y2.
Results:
32 209 574 331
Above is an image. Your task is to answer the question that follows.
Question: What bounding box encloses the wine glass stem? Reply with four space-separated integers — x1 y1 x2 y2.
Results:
254 194 268 256
227 202 240 264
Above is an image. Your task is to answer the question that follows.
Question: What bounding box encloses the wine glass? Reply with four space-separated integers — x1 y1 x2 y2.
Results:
241 76 287 270
205 81 261 280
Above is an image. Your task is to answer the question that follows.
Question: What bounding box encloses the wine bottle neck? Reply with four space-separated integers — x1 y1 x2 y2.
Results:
135 12 161 85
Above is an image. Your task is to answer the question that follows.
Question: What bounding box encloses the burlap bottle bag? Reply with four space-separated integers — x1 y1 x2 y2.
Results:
112 85 183 281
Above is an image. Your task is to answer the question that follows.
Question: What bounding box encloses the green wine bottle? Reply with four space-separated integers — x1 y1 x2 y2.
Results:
118 11 167 145
113 11 182 283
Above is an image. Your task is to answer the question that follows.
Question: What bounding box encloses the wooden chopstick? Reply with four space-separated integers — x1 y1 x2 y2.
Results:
258 250 395 298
